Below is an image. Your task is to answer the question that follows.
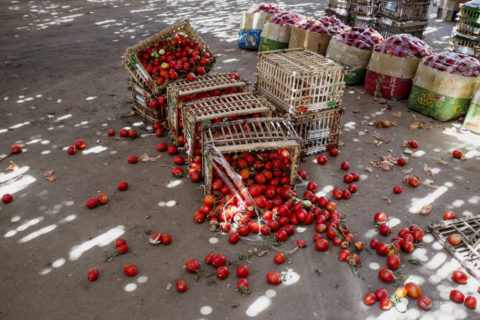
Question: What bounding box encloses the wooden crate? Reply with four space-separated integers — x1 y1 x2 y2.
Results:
256 48 345 115
429 216 480 280
129 81 166 123
352 16 377 28
166 73 250 141
452 33 480 57
462 5 480 24
123 20 215 96
377 0 430 21
291 107 343 155
351 3 377 16
375 20 428 39
456 18 480 39
183 92 274 166
202 117 301 193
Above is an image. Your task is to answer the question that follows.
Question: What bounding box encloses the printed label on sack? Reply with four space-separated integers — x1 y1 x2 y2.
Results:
258 37 289 51
238 29 263 49
463 101 480 134
135 95 147 108
408 85 470 121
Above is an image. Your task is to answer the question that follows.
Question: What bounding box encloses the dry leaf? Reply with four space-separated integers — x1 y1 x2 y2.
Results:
373 131 390 143
356 96 361 100
402 168 413 175
46 176 59 182
365 167 373 172
352 109 360 113
166 283 173 290
461 155 467 161
29 105 37 110
437 158 448 165
391 112 402 118
371 160 393 171
44 171 54 177
140 154 162 162
402 140 409 147
6 163 19 172
381 197 392 205
423 164 439 176
371 113 377 119
367 140 383 147
419 205 432 215
358 129 368 136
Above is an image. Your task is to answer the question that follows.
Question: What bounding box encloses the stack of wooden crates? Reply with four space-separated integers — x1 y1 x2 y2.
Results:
452 3 480 58
256 48 345 155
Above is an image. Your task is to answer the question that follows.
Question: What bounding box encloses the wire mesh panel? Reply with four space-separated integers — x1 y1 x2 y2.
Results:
123 20 215 95
292 107 343 155
451 34 480 57
203 117 302 193
182 92 274 165
166 73 250 140
256 48 345 115
429 216 480 280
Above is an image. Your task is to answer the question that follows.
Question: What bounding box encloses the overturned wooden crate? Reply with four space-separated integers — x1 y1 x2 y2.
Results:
375 19 428 39
183 92 274 166
129 80 167 123
377 0 430 21
202 117 301 193
429 216 480 280
123 20 215 96
166 73 250 141
256 48 345 115
291 107 343 155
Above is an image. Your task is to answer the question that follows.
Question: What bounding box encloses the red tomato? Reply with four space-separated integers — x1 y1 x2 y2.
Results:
212 254 227 268
237 278 249 292
412 228 424 242
216 266 229 279
402 241 414 253
266 271 281 284
236 264 249 278
329 148 339 157
275 229 288 242
375 288 388 300
338 249 350 261
340 161 350 170
87 268 99 281
297 170 307 180
363 292 377 306
376 243 389 256
315 239 329 251
405 282 421 299
465 296 477 309
274 252 286 264
374 212 387 223
379 297 392 310
228 232 240 244
123 264 137 277
387 255 401 270
450 289 465 303
185 259 200 273
379 223 391 236
448 233 462 246
316 155 327 165
348 183 358 193
378 269 394 283
452 270 468 284
443 211 456 220
452 149 463 159
161 234 171 245
417 296 432 310
204 253 214 265
370 238 379 249
176 280 187 292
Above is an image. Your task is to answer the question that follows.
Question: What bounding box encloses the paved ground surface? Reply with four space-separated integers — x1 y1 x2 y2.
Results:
1 0 480 319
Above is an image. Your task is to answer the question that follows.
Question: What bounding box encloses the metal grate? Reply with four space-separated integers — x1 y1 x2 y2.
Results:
429 216 480 280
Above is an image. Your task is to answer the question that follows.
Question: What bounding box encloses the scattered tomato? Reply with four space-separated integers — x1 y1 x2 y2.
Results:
176 280 187 292
123 264 137 277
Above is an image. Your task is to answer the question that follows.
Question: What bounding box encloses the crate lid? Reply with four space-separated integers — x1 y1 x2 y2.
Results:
257 48 342 74
168 73 250 96
203 117 301 153
183 92 274 122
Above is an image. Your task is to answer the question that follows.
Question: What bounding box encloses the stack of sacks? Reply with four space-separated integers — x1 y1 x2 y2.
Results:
326 26 383 85
409 52 480 121
258 12 306 51
365 34 433 100
238 4 286 50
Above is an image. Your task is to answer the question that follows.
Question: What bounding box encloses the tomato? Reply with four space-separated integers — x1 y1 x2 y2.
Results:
296 240 306 248
348 184 357 193
205 253 214 265
338 249 350 261
248 221 259 234
347 254 360 266
228 232 240 244
267 220 280 232
405 282 421 299
316 155 328 165
395 287 408 299
450 289 465 303
332 237 342 246
375 288 388 300
326 227 337 240
379 223 391 236
283 224 295 236
237 278 249 293
260 224 271 235
275 229 288 242
117 244 129 254
343 233 354 243
376 243 389 256
452 149 463 159
87 268 99 281
342 189 351 199
443 211 456 220
266 271 281 284
316 239 329 251
387 255 401 270
161 233 171 244
193 211 205 223
11 144 22 154
408 140 418 148
332 188 342 200
123 264 137 277
403 233 414 243
363 292 377 306
379 297 392 310
374 212 387 223
412 228 424 242
236 264 249 278
216 266 229 279
354 241 364 251
238 225 250 236
343 173 353 183
465 296 477 309
378 269 394 283
401 241 414 253
448 233 462 246
370 238 379 249
297 170 307 180
173 155 185 165
452 270 468 284
212 254 227 267
407 175 419 188
115 238 126 247
274 252 286 264
185 259 200 273
417 296 432 310
393 185 402 194
176 280 187 292
328 148 339 157
398 227 410 238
